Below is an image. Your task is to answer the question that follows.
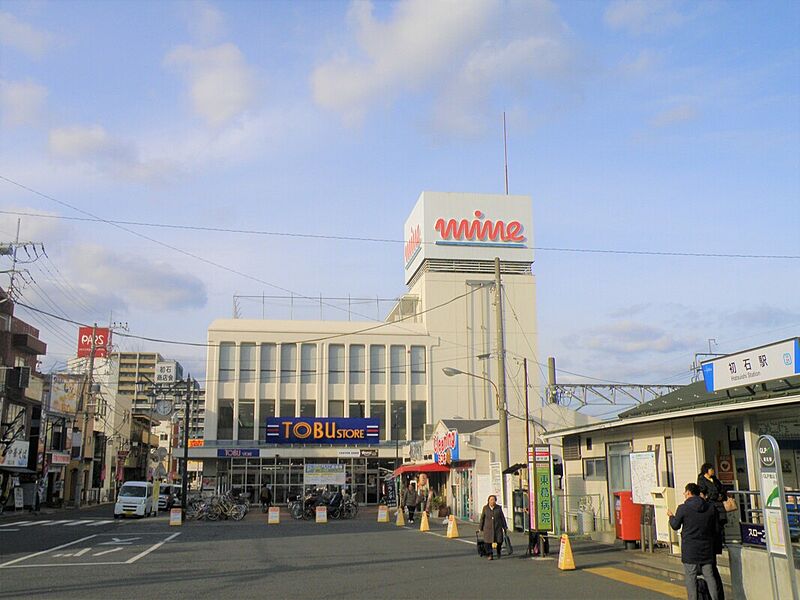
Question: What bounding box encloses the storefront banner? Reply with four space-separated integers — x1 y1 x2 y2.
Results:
49 451 71 465
337 449 360 458
384 475 397 508
702 338 799 392
2 440 29 468
433 430 459 465
304 464 346 486
266 417 380 445
217 448 259 458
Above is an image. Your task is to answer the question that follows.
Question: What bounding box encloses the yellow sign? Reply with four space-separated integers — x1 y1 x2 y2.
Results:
268 506 280 524
446 515 459 538
315 506 328 523
557 534 576 570
169 508 182 526
188 439 204 447
377 505 389 523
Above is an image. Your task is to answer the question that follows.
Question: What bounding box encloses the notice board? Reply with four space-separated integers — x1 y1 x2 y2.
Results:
629 451 658 505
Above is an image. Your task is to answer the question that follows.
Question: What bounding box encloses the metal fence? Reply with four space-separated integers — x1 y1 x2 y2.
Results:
554 493 610 535
727 489 800 546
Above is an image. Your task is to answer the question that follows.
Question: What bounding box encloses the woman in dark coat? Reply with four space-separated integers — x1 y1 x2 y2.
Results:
698 463 728 554
479 495 507 560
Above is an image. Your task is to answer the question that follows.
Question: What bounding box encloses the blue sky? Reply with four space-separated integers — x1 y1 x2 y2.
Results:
1 0 798 393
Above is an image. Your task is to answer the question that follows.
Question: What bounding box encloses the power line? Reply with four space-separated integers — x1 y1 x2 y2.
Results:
1 204 798 261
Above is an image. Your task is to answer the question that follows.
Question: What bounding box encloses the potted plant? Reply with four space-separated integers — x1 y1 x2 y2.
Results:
431 493 449 517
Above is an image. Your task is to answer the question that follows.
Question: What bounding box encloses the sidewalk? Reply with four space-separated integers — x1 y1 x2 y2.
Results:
0 501 113 519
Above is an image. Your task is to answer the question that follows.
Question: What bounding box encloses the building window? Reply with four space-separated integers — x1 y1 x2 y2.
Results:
328 344 345 384
260 343 276 383
583 458 607 480
390 345 406 385
586 437 592 451
240 343 256 383
300 344 317 384
391 401 406 440
665 437 675 488
280 344 297 383
350 401 365 418
371 400 386 437
563 435 581 460
280 399 296 418
411 401 426 440
238 400 254 440
218 399 233 439
328 399 344 417
349 345 365 384
300 400 315 418
410 346 426 385
219 343 235 382
370 345 385 385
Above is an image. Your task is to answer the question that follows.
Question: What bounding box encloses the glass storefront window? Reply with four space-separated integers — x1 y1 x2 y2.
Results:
411 401 425 440
391 401 406 440
329 399 344 417
350 400 365 418
300 400 315 417
371 401 386 438
280 399 296 418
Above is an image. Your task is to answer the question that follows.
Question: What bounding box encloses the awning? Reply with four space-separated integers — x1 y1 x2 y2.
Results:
393 463 451 475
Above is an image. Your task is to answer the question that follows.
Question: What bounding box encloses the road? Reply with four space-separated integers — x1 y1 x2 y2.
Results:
0 505 686 599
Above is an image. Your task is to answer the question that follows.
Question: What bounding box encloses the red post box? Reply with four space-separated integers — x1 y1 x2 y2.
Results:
614 490 641 546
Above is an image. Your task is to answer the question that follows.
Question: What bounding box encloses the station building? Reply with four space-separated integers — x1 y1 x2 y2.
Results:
191 191 584 514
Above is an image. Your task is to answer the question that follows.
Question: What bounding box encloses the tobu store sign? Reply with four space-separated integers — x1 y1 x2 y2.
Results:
77 327 111 358
266 417 380 445
403 192 534 283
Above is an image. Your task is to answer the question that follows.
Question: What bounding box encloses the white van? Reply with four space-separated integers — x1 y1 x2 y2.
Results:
114 481 155 518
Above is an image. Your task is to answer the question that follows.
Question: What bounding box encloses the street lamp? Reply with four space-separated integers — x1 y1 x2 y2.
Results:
442 366 510 501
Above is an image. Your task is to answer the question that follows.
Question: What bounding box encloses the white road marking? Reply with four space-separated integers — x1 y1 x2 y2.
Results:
0 528 20 532
86 520 114 527
17 521 44 527
124 532 181 564
63 520 93 527
0 521 30 527
404 525 476 545
98 537 140 545
21 520 53 527
0 535 97 568
74 548 92 557
42 520 73 526
93 547 123 557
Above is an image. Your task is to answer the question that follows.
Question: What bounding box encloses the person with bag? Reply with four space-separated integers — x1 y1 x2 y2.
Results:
668 483 722 600
404 482 419 524
479 494 508 561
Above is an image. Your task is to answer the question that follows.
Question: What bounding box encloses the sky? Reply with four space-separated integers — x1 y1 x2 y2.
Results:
0 0 798 398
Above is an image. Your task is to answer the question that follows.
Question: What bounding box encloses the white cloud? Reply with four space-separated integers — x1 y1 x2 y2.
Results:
0 11 56 58
186 1 226 41
311 0 579 132
651 103 698 127
604 0 685 35
619 49 659 75
48 124 179 183
69 244 208 311
577 320 693 354
164 43 256 126
0 79 47 126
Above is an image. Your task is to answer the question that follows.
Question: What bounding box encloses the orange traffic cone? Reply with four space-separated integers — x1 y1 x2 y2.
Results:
557 534 576 570
419 511 430 532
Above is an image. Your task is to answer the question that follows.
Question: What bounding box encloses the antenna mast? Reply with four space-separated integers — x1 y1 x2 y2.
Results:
503 112 509 195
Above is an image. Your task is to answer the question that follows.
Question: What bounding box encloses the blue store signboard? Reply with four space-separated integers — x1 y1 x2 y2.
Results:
266 417 380 445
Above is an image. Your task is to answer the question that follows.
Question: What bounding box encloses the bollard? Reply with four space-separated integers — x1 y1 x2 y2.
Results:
419 511 430 532
446 515 460 538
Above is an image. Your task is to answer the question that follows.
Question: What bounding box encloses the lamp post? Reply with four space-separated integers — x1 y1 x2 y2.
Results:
442 366 510 501
135 377 157 481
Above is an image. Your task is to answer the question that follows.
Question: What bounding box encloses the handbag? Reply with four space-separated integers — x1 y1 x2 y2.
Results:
723 496 737 512
502 531 513 555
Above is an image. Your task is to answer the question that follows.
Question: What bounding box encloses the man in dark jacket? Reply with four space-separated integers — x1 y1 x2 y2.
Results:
668 483 721 600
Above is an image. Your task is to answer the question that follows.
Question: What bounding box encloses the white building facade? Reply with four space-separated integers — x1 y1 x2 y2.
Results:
195 191 544 506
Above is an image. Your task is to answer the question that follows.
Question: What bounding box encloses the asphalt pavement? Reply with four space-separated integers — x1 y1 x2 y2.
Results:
0 505 685 599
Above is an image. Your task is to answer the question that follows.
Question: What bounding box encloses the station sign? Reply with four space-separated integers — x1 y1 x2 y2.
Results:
528 445 553 532
265 417 380 445
702 338 799 392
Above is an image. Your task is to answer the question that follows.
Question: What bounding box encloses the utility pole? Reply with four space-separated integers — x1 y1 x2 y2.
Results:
493 257 510 477
547 357 557 404
74 323 97 508
181 376 191 516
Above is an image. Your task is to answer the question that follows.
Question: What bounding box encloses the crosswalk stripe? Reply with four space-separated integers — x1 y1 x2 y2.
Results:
63 520 93 526
42 520 73 526
16 521 44 527
0 521 31 527
86 520 114 526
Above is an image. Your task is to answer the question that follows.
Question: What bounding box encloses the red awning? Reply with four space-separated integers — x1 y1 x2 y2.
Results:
393 463 451 475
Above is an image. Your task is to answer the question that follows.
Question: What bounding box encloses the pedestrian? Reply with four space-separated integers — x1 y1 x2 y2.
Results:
479 494 508 560
668 483 722 600
404 482 419 523
259 484 272 512
697 463 729 551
